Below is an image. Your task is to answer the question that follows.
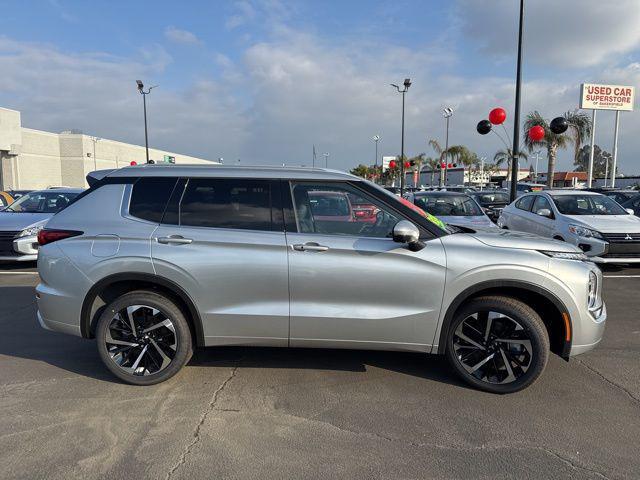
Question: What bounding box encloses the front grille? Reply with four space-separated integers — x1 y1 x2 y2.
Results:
0 231 19 255
603 233 640 242
601 253 640 258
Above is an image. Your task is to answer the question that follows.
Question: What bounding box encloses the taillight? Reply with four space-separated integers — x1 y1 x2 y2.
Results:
37 229 83 246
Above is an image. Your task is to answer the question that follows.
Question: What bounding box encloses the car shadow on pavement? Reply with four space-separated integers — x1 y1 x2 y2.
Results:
189 346 466 389
1 286 465 388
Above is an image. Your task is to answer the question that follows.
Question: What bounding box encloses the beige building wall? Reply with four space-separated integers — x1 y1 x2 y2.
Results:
0 106 216 190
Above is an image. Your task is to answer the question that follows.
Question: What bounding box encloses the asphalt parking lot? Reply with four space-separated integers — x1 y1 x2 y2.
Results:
0 263 638 480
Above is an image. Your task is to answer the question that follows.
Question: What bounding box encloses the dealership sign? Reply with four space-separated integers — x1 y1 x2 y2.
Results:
580 83 635 111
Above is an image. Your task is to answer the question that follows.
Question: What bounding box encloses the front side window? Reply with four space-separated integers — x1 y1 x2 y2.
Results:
174 178 273 231
515 195 534 212
290 182 401 238
531 195 552 214
414 194 482 217
5 191 79 213
551 194 628 216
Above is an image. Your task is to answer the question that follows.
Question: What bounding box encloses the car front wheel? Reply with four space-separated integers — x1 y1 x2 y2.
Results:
96 290 193 385
445 296 549 394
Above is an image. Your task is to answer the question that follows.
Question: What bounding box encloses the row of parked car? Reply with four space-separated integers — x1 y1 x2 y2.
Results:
396 185 640 264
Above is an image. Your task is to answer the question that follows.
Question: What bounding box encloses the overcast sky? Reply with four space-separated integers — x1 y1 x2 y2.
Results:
1 0 639 173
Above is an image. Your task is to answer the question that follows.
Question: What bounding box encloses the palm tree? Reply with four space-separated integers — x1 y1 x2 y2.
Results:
409 153 425 187
493 149 528 182
350 164 371 179
523 111 571 188
446 145 479 186
425 157 440 186
563 110 592 162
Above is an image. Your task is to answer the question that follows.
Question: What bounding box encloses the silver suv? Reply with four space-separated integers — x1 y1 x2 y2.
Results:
36 165 606 393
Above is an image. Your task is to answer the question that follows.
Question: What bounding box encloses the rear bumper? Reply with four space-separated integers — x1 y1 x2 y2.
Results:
37 310 82 337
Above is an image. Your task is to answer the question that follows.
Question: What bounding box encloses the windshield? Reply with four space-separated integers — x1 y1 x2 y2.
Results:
551 194 628 216
475 192 510 204
414 194 483 217
5 191 79 213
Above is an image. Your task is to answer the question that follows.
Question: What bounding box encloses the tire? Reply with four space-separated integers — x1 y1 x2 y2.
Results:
96 290 193 385
445 296 549 394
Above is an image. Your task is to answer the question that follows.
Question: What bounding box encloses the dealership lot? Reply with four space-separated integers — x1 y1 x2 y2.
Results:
0 263 638 479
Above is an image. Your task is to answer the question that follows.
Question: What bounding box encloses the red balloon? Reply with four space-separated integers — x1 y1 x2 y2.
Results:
130 161 137 166
489 107 507 125
448 163 453 169
404 161 411 168
528 125 545 142
440 162 446 169
389 160 397 169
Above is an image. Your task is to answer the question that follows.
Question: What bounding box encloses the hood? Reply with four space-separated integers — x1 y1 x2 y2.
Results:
0 212 51 231
470 229 580 253
441 215 498 230
564 214 640 233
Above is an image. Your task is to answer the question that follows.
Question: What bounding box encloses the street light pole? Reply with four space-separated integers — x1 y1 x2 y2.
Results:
136 80 157 164
391 79 411 196
91 137 101 171
509 0 525 202
323 153 329 168
441 107 453 187
533 149 541 183
373 135 380 184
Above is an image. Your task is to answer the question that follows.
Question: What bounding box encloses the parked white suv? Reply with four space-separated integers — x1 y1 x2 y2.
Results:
498 190 640 263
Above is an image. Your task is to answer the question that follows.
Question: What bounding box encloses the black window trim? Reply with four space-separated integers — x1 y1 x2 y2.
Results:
160 177 284 233
286 179 441 239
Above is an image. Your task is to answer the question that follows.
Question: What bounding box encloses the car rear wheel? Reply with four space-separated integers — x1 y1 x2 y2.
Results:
445 296 549 394
96 290 193 385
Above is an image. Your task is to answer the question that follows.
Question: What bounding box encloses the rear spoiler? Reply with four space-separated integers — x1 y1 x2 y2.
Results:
86 169 117 187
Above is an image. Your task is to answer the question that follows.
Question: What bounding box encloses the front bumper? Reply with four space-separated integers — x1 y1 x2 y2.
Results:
0 234 39 261
569 235 640 264
569 302 606 356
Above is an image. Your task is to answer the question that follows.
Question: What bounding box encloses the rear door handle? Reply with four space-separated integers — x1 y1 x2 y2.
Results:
292 242 329 252
156 235 193 245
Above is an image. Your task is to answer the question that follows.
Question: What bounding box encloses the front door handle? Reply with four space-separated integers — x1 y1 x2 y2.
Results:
292 242 329 252
156 235 193 245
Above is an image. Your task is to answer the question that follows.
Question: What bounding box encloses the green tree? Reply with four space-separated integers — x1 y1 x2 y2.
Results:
350 164 371 179
523 111 577 188
493 149 528 181
574 144 611 178
563 110 593 162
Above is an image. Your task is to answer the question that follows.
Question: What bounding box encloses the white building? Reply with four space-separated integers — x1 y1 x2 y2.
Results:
0 107 215 190
416 166 531 187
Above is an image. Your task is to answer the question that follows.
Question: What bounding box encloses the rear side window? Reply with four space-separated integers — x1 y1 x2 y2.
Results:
170 178 274 231
515 195 534 211
129 177 178 222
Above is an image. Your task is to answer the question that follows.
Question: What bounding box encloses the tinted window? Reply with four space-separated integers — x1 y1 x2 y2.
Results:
474 192 509 205
5 191 79 213
532 195 552 213
551 194 627 215
515 195 534 211
178 178 273 231
414 194 482 216
129 177 178 222
291 182 400 237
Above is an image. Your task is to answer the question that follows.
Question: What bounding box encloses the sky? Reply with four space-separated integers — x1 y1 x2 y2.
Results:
1 0 639 173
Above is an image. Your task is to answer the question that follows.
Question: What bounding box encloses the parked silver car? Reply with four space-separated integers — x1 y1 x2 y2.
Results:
404 191 498 230
0 188 82 261
497 190 640 263
36 166 605 393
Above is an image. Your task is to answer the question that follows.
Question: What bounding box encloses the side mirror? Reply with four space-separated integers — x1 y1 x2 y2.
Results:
536 208 552 218
626 208 635 215
392 220 423 251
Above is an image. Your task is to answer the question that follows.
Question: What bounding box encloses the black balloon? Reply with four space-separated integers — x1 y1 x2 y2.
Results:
477 119 492 135
550 116 569 134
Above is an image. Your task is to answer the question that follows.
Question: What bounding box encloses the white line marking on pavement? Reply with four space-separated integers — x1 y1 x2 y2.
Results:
0 271 39 275
603 275 640 278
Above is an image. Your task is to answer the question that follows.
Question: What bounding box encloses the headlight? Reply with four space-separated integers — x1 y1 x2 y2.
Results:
17 224 45 238
541 251 589 261
568 224 604 239
587 270 598 309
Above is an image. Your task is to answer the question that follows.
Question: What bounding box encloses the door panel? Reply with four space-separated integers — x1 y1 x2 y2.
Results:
151 178 289 346
286 181 447 351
